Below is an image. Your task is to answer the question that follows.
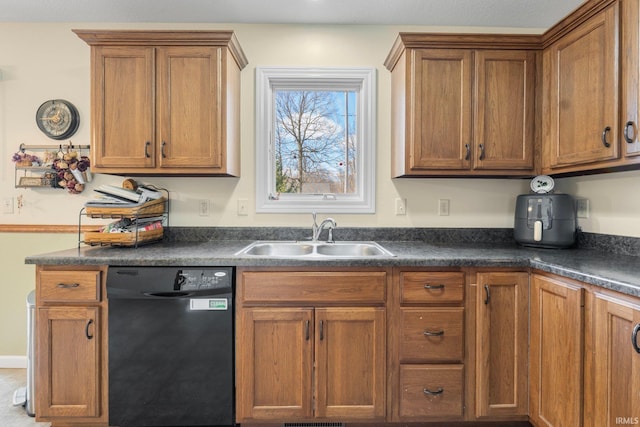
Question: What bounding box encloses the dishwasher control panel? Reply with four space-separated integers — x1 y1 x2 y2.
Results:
107 266 234 299
175 268 233 291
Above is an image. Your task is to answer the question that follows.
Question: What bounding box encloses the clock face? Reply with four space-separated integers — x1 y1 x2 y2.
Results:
36 99 80 140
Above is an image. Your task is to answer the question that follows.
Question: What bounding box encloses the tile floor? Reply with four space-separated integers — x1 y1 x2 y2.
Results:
0 369 49 427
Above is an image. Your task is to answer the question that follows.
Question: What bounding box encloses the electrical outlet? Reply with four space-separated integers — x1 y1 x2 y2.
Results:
237 198 248 216
198 199 210 216
438 199 450 216
395 198 406 215
576 198 589 218
2 197 14 214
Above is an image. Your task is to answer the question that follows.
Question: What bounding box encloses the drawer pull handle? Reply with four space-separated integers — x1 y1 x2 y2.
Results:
479 143 486 160
423 329 445 337
464 143 470 161
484 284 491 305
423 387 444 396
305 320 310 341
319 320 324 341
632 323 640 354
57 283 80 288
424 284 445 290
161 141 167 158
85 319 94 340
144 141 151 158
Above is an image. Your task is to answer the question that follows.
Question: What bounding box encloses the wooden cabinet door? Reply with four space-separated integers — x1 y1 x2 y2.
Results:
315 307 386 419
236 308 313 421
92 45 155 169
591 293 640 427
156 46 223 170
530 274 584 427
544 3 619 169
621 0 640 157
475 272 529 418
410 49 472 171
474 51 536 171
35 306 100 419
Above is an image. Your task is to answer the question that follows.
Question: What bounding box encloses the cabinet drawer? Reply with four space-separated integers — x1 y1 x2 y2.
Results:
38 270 101 303
241 271 386 304
400 272 464 304
400 308 464 362
399 364 464 418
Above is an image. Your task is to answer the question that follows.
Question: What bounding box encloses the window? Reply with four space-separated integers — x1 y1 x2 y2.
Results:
255 67 376 213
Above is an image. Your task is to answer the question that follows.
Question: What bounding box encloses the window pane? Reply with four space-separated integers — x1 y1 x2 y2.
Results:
255 67 375 213
274 90 357 195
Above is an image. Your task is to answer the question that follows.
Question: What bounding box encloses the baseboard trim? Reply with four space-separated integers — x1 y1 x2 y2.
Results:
0 355 27 368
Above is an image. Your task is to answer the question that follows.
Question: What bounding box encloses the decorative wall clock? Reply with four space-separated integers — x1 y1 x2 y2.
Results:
35 99 80 140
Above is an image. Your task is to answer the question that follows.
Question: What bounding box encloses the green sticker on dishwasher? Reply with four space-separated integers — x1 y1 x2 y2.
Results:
190 298 228 311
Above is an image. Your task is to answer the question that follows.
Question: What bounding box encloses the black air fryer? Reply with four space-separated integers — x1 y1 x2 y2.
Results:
514 194 576 248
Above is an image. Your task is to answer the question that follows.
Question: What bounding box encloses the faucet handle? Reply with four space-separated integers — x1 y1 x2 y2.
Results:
311 212 318 241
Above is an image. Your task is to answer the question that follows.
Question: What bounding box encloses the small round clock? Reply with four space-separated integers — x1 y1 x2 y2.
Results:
530 175 555 194
35 99 80 140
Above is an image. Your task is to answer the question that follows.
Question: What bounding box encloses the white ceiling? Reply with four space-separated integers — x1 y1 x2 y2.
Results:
2 0 585 29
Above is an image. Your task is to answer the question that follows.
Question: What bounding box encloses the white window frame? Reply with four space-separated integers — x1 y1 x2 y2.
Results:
255 66 376 214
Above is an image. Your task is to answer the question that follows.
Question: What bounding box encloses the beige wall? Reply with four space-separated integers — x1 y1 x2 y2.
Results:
1 22 640 357
0 233 77 362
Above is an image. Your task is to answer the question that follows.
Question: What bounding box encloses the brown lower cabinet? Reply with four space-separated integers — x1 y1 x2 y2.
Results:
33 264 640 427
475 271 529 419
529 273 585 427
35 265 108 426
590 290 640 427
235 268 388 423
391 269 466 422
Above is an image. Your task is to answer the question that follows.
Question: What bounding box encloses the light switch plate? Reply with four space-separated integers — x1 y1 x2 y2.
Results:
438 199 450 216
2 197 13 214
237 199 248 216
198 199 210 216
395 198 406 215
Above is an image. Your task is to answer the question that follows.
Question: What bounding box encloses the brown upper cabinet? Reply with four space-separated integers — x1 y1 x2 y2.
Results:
74 30 247 176
541 0 640 174
542 1 619 173
384 34 539 177
620 0 640 158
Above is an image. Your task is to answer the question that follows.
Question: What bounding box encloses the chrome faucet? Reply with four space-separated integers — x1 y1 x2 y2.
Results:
311 212 337 242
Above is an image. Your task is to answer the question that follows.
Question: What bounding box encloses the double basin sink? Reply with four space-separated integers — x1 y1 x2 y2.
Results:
236 240 395 259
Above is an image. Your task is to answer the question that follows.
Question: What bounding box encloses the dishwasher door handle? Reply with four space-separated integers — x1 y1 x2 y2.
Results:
144 292 193 298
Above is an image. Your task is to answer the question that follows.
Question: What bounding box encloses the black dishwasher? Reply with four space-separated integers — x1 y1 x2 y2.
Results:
107 266 235 427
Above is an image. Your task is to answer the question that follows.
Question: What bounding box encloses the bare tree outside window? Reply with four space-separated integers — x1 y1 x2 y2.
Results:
274 90 357 195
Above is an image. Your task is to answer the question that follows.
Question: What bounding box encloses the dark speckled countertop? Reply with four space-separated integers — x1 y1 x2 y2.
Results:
24 227 640 298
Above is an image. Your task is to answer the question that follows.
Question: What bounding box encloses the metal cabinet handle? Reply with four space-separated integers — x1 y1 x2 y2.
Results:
632 323 640 354
305 320 310 341
601 126 611 148
85 319 94 340
423 329 445 337
57 283 80 288
319 320 324 341
424 284 445 290
484 285 491 305
161 141 167 158
144 141 151 158
624 121 636 144
423 387 444 396
464 144 471 161
479 143 486 160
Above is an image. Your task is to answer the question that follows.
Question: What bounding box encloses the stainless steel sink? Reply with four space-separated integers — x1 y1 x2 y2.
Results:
235 241 395 258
